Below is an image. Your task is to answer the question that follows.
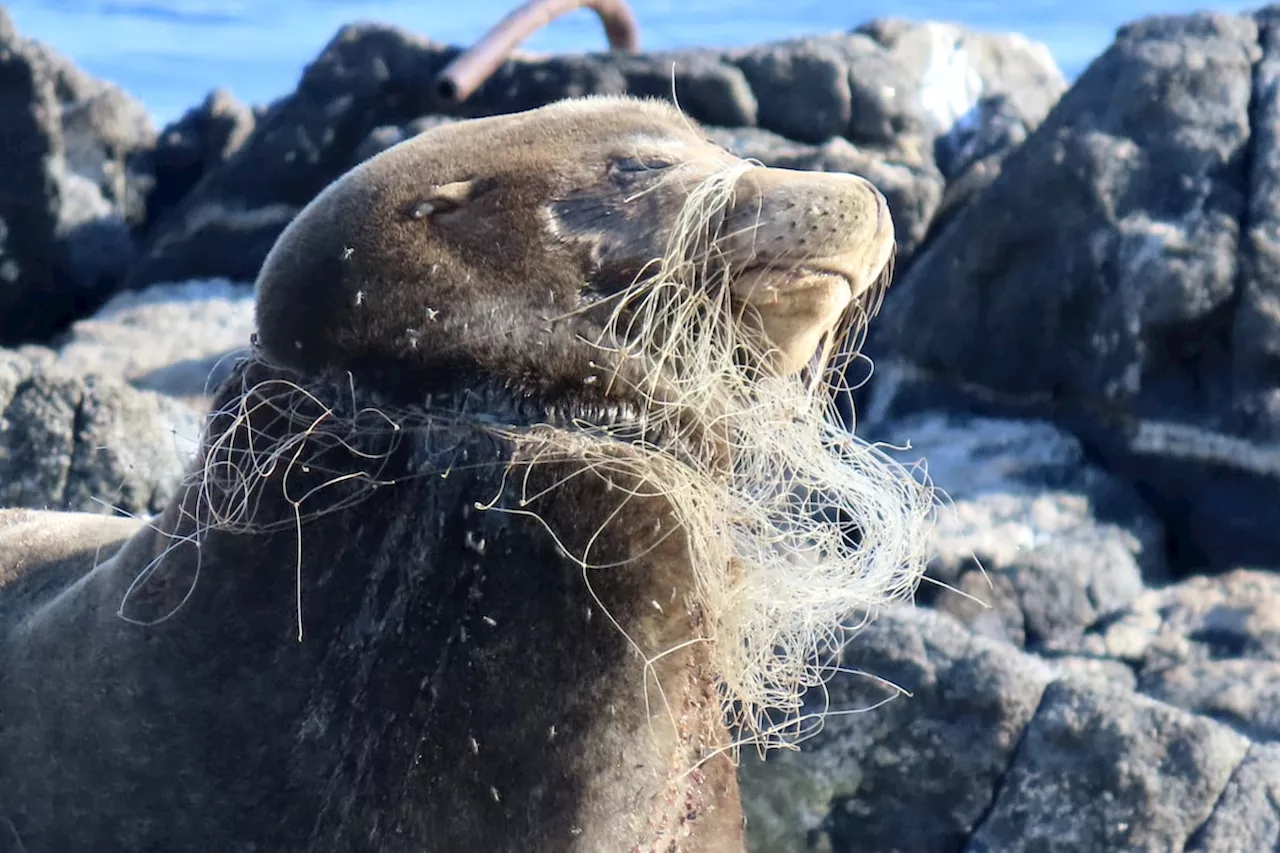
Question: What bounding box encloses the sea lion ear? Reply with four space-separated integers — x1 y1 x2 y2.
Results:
405 180 480 219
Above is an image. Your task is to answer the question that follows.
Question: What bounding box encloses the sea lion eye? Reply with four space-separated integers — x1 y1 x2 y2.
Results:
409 199 454 219
612 156 674 173
406 179 479 220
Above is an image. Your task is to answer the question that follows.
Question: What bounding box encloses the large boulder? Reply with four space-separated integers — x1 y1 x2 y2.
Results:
740 607 1054 853
967 676 1250 853
0 8 155 345
852 19 1064 180
612 49 758 128
730 21 1065 172
128 19 1065 289
871 9 1280 571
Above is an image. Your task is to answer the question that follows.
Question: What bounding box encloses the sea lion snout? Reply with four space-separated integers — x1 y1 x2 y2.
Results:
720 167 896 373
720 167 894 291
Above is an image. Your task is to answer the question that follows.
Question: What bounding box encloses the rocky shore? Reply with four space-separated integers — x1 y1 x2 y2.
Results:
1 4 1278 850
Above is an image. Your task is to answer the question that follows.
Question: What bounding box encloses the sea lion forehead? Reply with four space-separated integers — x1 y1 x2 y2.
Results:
375 96 716 181
420 95 703 145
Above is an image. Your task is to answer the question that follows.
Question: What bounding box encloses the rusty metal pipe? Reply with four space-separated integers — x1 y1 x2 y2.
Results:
436 0 639 104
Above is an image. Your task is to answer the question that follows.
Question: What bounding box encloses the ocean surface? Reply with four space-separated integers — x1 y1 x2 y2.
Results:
5 1 1260 125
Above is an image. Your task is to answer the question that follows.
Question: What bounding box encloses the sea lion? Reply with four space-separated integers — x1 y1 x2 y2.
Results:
0 96 932 852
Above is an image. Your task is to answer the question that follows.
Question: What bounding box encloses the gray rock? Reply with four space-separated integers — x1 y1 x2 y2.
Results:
53 279 255 404
969 676 1250 853
876 12 1256 406
0 12 155 344
1235 9 1280 434
742 601 1274 852
449 52 628 118
838 34 929 149
876 411 1163 648
1186 742 1280 852
352 124 411 165
871 10 1280 570
351 115 457 166
740 607 1055 853
0 351 200 516
142 88 256 230
734 39 854 144
615 50 758 128
728 22 1064 173
924 93 1034 238
853 19 1066 179
1146 660 1280 744
1076 569 1280 742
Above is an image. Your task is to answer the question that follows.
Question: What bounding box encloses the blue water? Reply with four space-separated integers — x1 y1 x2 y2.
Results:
5 1 1260 125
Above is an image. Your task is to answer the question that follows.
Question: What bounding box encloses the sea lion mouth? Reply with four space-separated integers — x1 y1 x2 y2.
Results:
730 262 853 301
729 265 854 322
725 248 894 375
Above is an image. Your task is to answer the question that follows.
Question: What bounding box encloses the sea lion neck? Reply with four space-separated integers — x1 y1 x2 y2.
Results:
227 353 712 461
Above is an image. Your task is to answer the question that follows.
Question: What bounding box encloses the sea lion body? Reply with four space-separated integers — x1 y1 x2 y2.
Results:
2 392 738 850
0 96 912 851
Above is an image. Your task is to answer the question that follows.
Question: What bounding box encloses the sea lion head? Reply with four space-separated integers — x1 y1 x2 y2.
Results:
254 96 895 398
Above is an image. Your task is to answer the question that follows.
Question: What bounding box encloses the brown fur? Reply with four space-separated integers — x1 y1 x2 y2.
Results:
0 96 897 852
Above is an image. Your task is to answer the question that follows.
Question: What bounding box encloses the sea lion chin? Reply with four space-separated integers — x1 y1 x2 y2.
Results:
0 96 930 852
